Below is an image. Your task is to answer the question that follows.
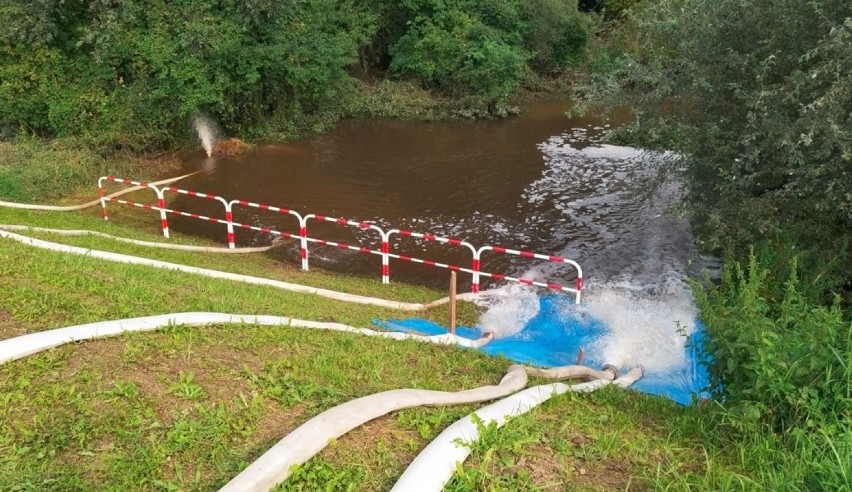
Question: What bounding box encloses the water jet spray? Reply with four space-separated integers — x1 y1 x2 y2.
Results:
193 115 216 157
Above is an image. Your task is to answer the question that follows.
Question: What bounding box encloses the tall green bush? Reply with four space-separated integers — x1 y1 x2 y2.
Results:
522 0 594 72
388 0 591 106
696 253 850 432
586 0 851 299
388 1 530 107
693 251 851 488
0 0 374 151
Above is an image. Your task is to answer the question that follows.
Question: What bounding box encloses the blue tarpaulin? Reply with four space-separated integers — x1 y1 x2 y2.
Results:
376 295 710 405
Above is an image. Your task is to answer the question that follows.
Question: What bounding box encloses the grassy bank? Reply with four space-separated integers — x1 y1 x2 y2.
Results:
0 206 742 490
0 205 483 330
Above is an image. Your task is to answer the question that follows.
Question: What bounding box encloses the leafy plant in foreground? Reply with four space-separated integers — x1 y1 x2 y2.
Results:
694 251 851 488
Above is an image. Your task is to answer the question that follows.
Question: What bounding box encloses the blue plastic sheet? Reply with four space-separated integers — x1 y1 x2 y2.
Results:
376 295 711 405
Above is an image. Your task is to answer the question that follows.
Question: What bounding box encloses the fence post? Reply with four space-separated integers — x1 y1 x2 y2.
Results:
381 232 390 284
97 178 109 221
575 277 583 304
471 254 481 294
449 271 457 335
298 214 309 270
153 187 170 238
224 202 235 249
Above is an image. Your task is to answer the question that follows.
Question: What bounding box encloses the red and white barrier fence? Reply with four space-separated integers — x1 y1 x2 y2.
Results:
307 214 389 283
229 200 308 269
98 176 584 303
475 246 583 299
161 187 234 248
386 229 477 290
98 177 171 238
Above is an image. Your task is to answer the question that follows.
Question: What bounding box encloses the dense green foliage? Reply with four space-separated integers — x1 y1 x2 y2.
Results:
386 0 591 107
595 0 851 300
584 0 851 488
700 256 849 433
0 0 593 151
599 0 641 18
694 253 851 489
0 0 374 151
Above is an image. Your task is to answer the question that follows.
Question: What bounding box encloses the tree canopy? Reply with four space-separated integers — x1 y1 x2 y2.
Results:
0 0 592 149
599 0 851 297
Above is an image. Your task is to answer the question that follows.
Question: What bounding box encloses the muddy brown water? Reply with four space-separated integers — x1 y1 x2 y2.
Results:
169 101 691 291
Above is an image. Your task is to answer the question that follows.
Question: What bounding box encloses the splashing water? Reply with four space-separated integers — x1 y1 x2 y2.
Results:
380 123 710 403
582 276 697 374
193 115 216 157
473 125 707 402
477 283 541 338
472 272 698 375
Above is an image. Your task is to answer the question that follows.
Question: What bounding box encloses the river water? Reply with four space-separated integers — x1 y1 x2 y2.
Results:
170 101 705 399
171 101 690 291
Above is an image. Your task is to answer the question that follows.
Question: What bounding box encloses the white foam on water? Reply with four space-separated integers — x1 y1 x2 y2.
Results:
581 275 697 374
476 283 541 339
579 143 646 160
477 122 697 377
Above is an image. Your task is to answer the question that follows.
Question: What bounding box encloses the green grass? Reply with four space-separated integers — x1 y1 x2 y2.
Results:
0 205 735 490
0 322 510 490
0 138 183 203
0 206 483 329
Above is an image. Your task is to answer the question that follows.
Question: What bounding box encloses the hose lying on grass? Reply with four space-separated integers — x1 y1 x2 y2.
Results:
220 364 529 492
0 312 495 366
0 172 198 211
0 229 480 311
0 225 278 253
392 366 644 491
222 364 629 492
0 313 641 492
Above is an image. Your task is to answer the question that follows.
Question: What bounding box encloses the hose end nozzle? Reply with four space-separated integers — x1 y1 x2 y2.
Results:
601 364 619 380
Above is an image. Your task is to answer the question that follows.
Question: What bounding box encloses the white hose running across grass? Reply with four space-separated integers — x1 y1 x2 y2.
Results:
222 364 624 492
0 313 494 366
0 229 479 311
392 366 644 491
220 365 529 492
0 312 642 492
0 225 277 253
0 172 198 211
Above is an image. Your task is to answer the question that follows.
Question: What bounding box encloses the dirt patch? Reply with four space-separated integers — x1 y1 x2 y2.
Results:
213 138 252 156
135 152 184 177
325 415 421 461
0 309 31 340
58 335 236 421
250 401 308 450
571 458 637 490
510 447 565 485
321 414 424 489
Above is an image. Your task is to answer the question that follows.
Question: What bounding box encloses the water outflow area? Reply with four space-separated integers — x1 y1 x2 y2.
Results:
172 101 710 404
379 284 709 405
